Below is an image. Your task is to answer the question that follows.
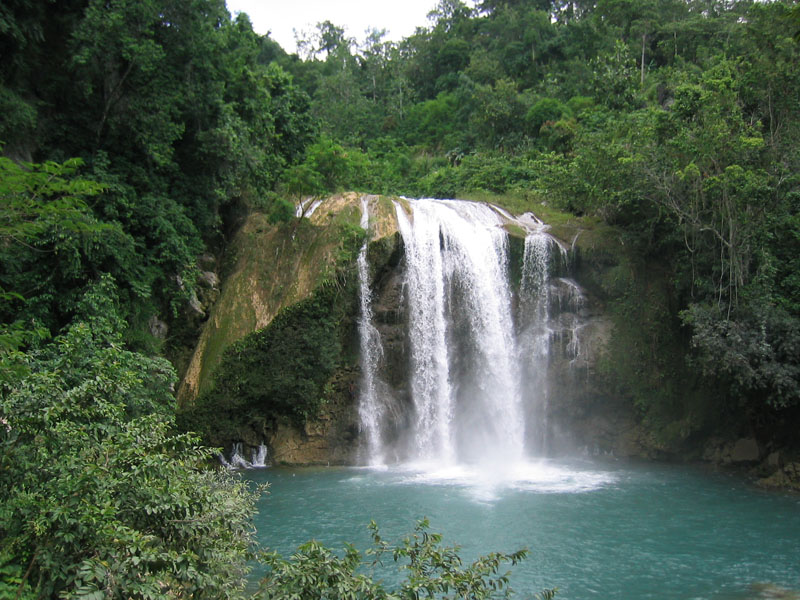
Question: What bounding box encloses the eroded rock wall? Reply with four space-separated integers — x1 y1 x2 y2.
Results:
177 193 402 465
182 194 758 469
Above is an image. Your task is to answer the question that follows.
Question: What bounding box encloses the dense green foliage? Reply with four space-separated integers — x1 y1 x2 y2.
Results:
0 156 108 360
0 2 310 595
0 277 258 599
1 0 314 339
2 0 800 595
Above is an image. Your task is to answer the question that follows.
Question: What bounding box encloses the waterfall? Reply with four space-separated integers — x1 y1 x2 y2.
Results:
519 231 555 453
356 196 386 465
394 202 456 464
554 277 585 363
228 443 253 469
295 198 324 218
517 228 589 453
295 198 310 218
218 442 268 469
305 198 324 217
395 199 524 466
357 198 586 469
251 444 268 468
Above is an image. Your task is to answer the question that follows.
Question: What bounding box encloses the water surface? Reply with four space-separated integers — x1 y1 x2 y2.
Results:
244 459 800 599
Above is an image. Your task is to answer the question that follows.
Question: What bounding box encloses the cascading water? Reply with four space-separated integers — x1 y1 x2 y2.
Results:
518 231 554 453
553 277 585 364
395 199 525 466
251 444 268 468
393 202 455 464
295 198 310 218
218 442 268 469
357 197 586 473
295 198 324 218
356 197 387 465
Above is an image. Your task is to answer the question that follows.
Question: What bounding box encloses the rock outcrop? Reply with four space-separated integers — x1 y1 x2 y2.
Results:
177 193 400 464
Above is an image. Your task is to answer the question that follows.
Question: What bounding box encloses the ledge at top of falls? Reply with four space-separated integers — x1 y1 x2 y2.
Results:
177 193 614 408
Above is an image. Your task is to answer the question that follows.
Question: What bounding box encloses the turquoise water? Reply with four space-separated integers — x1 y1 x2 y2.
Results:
244 459 800 599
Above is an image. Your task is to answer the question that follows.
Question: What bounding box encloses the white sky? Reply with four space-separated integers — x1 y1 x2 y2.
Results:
225 0 446 53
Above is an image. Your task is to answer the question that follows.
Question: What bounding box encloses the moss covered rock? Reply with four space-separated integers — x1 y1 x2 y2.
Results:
177 193 400 462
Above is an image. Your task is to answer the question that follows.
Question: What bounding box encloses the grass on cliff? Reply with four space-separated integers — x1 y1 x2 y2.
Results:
456 190 620 254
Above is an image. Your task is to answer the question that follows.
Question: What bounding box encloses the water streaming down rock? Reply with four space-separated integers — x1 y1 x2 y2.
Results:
356 196 387 465
251 444 268 468
517 229 581 449
227 443 253 469
357 198 588 469
518 231 554 453
519 227 593 450
295 198 310 218
218 442 268 469
553 277 585 363
295 198 324 218
397 199 526 465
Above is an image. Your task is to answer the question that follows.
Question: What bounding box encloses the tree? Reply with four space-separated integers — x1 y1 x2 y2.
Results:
0 156 120 341
0 277 259 599
427 0 475 32
471 78 527 149
0 156 105 250
1 0 318 336
683 303 800 412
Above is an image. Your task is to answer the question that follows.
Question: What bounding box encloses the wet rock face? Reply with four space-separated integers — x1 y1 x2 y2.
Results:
703 437 761 465
219 368 361 467
262 234 407 466
359 238 414 455
757 462 800 492
269 404 359 465
371 267 407 389
530 298 631 457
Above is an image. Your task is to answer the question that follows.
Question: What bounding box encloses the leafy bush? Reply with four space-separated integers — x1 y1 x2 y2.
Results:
256 519 557 600
400 93 462 150
683 303 800 410
0 278 258 599
525 98 568 136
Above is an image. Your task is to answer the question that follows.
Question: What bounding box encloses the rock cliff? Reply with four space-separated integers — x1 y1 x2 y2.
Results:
178 193 794 482
177 193 401 464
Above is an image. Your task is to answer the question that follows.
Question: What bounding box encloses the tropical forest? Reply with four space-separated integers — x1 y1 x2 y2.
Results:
1 0 799 598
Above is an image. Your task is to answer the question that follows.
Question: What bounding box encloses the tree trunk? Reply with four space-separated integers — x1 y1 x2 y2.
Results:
640 31 647 87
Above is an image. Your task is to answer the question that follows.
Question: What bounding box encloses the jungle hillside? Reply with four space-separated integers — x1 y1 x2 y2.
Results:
1 0 799 597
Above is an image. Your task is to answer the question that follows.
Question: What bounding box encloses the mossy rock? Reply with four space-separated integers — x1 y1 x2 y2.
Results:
177 193 402 457
178 195 380 405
